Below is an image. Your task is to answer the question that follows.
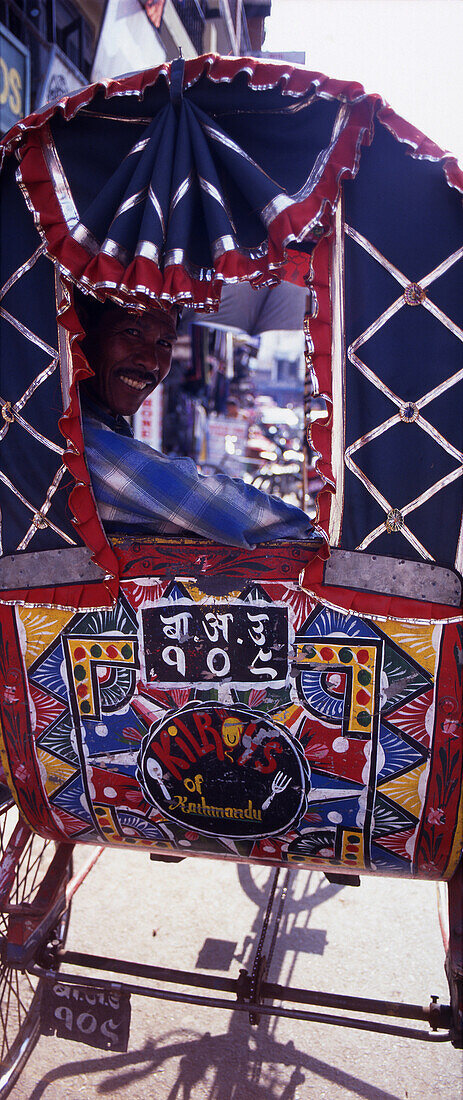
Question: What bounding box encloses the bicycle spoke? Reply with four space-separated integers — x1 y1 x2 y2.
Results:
2 976 13 1058
0 806 71 1094
16 842 47 900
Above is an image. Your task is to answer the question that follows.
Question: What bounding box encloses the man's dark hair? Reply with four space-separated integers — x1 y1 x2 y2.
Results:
73 287 180 335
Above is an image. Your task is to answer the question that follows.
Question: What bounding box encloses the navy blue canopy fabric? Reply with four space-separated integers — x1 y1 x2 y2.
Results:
0 156 76 558
6 58 365 311
341 125 462 567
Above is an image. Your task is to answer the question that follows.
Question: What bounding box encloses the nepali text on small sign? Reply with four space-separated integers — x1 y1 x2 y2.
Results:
41 981 131 1052
142 601 289 687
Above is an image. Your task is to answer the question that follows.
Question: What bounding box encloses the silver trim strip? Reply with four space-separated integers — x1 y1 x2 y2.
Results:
420 244 463 288
329 199 346 545
42 126 79 230
135 240 161 263
211 235 236 257
422 297 463 343
17 465 73 551
148 185 166 238
100 238 131 266
0 306 58 358
0 245 47 301
170 174 193 214
0 401 64 455
325 548 462 606
56 270 72 413
115 187 148 219
71 222 101 256
345 225 409 286
15 358 59 413
0 467 75 545
126 137 150 157
202 123 259 170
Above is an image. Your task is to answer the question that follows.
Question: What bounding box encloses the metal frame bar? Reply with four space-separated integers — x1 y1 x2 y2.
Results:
30 950 452 1041
1 835 456 1043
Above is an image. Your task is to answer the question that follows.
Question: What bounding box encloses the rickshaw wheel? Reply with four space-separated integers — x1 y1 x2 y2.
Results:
0 799 72 1098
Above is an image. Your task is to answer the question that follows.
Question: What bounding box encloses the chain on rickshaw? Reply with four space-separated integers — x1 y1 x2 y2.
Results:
0 54 461 1094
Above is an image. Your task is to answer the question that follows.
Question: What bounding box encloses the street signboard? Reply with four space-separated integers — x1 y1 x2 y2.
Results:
0 23 30 135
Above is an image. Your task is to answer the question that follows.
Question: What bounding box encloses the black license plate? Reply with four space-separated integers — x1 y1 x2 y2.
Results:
41 980 131 1052
142 600 289 685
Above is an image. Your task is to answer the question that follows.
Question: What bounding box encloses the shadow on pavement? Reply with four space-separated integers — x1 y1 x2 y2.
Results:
27 1022 406 1100
25 869 433 1100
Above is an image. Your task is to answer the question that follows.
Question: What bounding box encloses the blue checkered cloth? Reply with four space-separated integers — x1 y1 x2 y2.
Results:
82 404 317 548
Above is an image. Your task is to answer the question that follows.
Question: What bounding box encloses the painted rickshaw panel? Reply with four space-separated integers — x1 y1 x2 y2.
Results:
0 538 461 881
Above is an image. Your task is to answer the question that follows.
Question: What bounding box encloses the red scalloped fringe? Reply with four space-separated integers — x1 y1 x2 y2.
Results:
306 236 336 544
57 290 120 607
15 100 373 309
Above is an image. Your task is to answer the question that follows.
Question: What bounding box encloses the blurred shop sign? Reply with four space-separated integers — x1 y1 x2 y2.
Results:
37 45 85 109
0 23 30 134
134 387 163 452
207 416 248 475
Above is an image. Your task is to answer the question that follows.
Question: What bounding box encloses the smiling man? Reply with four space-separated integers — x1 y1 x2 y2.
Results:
81 303 177 418
79 297 318 548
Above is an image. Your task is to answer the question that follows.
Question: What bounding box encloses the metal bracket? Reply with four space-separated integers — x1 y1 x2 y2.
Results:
324 549 462 607
0 546 106 590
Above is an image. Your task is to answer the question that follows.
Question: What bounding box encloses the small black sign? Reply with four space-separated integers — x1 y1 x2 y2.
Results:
142 601 289 686
138 702 310 838
41 981 131 1052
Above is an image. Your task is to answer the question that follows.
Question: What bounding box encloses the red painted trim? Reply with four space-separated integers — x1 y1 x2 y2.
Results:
307 236 334 545
57 288 120 605
113 537 322 581
414 623 463 878
0 607 70 839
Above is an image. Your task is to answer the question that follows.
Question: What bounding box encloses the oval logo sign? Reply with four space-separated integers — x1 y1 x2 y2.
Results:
137 702 310 839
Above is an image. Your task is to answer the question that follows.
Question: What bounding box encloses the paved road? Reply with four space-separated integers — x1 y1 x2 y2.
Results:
9 849 463 1099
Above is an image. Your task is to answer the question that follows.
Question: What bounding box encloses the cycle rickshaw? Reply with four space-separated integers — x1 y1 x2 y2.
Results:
0 54 461 1093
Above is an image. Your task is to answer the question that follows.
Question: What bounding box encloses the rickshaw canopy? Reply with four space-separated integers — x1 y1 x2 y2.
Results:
0 55 461 609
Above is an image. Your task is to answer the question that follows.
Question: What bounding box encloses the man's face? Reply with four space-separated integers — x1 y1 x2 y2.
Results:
83 305 177 417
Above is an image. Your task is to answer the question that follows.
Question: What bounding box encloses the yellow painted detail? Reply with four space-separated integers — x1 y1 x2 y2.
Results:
377 621 437 676
273 704 304 728
340 828 365 868
17 607 73 669
36 748 77 797
94 803 120 839
379 761 428 818
296 641 378 734
65 636 137 718
183 581 241 603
